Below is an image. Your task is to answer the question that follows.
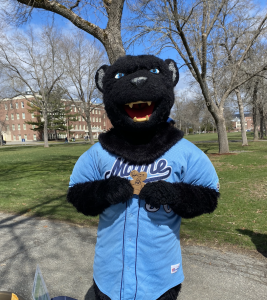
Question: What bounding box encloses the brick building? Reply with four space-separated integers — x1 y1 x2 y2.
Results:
232 114 254 131
0 95 112 142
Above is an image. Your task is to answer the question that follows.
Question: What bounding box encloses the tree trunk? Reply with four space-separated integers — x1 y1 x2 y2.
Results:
179 119 182 130
67 119 69 141
87 120 94 145
215 115 229 153
252 81 259 141
103 28 126 64
235 89 248 146
259 106 264 139
43 104 49 148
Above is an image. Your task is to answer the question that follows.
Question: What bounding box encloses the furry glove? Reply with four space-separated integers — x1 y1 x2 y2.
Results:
67 176 133 216
139 181 219 218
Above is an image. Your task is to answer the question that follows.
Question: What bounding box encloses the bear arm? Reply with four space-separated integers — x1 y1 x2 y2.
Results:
67 177 133 216
170 182 220 218
140 181 219 219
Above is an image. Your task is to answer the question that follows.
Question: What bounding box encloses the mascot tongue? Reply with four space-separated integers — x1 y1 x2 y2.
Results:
125 103 155 120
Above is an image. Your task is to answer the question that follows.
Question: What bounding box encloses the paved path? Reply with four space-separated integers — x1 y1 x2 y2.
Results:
0 213 266 300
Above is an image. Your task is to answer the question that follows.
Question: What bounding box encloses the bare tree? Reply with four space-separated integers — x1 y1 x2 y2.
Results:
172 91 201 134
0 25 64 147
248 76 267 140
60 31 107 144
2 0 125 63
128 0 267 153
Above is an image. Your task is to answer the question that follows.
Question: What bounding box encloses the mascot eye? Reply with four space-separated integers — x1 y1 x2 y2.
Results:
150 68 160 74
115 73 125 79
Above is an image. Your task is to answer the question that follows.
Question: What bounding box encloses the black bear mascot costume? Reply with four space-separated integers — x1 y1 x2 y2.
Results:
67 55 220 300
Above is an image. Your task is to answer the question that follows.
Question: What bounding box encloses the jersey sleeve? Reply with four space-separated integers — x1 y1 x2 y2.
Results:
182 150 219 192
69 150 101 187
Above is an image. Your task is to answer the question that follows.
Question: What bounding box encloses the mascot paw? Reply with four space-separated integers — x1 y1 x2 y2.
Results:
139 181 178 208
105 176 134 205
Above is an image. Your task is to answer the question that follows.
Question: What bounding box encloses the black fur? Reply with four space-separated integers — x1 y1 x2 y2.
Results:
95 55 179 133
139 181 219 218
99 123 184 165
67 177 133 216
93 280 181 300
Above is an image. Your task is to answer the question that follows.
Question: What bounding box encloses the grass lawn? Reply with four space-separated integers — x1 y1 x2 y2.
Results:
0 137 266 254
184 131 262 142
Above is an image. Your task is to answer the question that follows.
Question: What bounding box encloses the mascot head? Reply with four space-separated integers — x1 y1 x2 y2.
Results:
95 55 179 133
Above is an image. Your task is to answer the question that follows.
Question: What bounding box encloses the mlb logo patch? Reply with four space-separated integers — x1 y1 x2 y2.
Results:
171 263 180 274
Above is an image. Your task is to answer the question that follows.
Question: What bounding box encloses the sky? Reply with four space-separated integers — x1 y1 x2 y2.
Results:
7 0 267 94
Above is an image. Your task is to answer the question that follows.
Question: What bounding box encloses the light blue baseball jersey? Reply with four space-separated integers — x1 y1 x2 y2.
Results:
69 138 219 300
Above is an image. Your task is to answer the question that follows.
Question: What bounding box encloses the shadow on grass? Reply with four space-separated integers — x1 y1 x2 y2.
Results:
236 229 267 258
0 155 79 181
14 192 99 227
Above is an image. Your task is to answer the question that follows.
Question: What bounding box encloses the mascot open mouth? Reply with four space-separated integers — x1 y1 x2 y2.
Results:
124 101 155 122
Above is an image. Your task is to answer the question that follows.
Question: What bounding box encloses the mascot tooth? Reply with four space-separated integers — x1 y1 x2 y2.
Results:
67 55 220 300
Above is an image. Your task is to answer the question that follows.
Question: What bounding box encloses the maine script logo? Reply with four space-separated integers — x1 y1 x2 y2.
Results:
104 157 172 183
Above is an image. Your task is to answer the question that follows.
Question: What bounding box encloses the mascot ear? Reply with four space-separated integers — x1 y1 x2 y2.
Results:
95 65 109 93
165 59 179 86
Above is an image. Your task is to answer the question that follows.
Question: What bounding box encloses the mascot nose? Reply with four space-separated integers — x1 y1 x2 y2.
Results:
131 77 147 87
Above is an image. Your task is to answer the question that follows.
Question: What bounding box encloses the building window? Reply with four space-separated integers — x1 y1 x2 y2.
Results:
79 125 81 130
33 134 36 141
6 125 9 131
10 103 13 109
100 125 101 129
104 114 106 119
13 135 16 140
23 124 26 130
21 102 24 108
6 115 9 120
76 134 78 138
31 113 34 118
96 117 98 122
16 103 18 109
24 134 27 141
22 113 25 119
32 125 35 129
4 104 7 110
18 134 21 140
18 124 21 130
99 110 101 115
104 121 106 126
11 114 14 120
17 113 20 120
12 124 15 131
93 117 95 122
74 107 77 112
75 125 78 130
83 125 85 130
